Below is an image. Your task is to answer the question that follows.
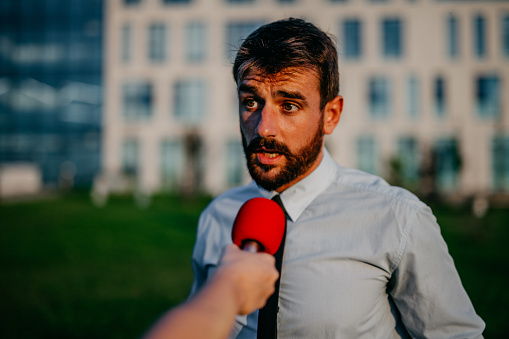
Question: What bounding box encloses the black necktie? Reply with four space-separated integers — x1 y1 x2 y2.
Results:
257 195 287 339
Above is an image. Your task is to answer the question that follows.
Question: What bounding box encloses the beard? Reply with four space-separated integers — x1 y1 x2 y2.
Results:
241 120 324 192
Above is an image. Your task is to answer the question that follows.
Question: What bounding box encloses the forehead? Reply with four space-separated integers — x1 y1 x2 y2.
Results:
238 67 320 92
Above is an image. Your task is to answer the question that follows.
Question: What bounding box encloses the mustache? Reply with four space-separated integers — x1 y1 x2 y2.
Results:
246 137 291 156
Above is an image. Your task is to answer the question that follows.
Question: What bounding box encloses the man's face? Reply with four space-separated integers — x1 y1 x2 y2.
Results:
238 68 330 192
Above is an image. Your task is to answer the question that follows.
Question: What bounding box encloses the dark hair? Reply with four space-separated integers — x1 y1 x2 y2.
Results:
233 18 339 110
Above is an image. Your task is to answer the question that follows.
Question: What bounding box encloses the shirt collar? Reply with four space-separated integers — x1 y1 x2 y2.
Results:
254 148 337 222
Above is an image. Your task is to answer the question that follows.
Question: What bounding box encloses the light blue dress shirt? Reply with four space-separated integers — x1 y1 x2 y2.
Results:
190 149 485 338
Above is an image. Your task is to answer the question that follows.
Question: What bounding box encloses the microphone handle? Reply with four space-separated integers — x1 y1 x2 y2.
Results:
242 240 262 253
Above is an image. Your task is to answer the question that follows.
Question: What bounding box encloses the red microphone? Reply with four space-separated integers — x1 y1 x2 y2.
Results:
231 197 286 255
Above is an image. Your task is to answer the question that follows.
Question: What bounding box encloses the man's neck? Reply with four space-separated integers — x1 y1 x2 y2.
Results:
275 149 324 193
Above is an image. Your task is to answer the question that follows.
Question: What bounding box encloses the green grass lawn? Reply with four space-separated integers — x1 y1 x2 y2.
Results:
431 202 509 338
0 193 211 339
1 193 508 338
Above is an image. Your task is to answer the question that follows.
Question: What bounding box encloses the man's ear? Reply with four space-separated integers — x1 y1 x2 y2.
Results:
323 95 343 135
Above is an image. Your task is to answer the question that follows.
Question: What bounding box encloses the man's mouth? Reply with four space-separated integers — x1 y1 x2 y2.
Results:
256 147 285 157
255 148 285 165
262 152 280 158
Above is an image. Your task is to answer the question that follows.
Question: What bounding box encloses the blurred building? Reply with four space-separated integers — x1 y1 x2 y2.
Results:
102 0 509 198
0 0 103 194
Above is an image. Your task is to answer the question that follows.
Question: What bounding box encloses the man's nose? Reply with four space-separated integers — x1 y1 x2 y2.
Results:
256 104 278 138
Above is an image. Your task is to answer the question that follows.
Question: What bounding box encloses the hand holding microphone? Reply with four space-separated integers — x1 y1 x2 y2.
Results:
143 198 285 339
215 244 279 315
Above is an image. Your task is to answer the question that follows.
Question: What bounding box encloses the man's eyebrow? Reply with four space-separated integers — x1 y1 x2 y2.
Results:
238 84 259 95
275 90 306 101
238 85 307 102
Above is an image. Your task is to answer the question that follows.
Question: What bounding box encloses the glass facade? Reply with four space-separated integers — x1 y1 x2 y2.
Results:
163 0 192 4
447 14 459 59
343 19 362 59
435 138 460 192
148 23 167 63
0 0 103 187
492 135 509 192
122 138 139 177
123 81 153 120
186 22 206 62
503 14 509 57
368 76 390 119
476 75 500 119
406 75 419 119
121 23 132 63
474 14 486 58
357 136 377 175
174 79 206 124
434 76 446 118
398 137 419 184
161 139 185 191
382 18 403 58
227 0 255 3
226 140 245 187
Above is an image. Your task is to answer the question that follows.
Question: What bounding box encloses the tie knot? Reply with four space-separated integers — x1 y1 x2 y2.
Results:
272 195 287 218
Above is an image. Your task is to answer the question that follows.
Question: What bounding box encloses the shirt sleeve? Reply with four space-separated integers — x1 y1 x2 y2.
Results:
188 204 231 299
188 209 219 298
388 205 485 339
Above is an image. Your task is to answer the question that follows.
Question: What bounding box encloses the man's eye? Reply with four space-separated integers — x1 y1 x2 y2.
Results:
244 99 257 109
282 103 298 112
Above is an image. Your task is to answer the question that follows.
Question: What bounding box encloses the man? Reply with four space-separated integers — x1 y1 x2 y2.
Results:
144 245 278 339
190 18 485 338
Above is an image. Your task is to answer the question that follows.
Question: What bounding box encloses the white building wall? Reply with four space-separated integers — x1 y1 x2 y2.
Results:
103 0 509 197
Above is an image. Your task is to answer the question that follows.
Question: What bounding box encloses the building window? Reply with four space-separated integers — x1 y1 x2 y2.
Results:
357 136 377 175
161 140 185 191
163 0 192 4
122 139 139 177
368 76 390 119
434 76 446 118
502 14 509 57
343 19 362 59
382 18 403 58
447 14 459 59
226 141 245 187
474 14 487 58
122 81 152 120
434 138 460 192
492 135 509 192
121 24 132 62
476 75 500 119
148 23 166 62
397 137 419 184
174 79 206 124
226 21 264 61
407 75 419 119
186 22 206 63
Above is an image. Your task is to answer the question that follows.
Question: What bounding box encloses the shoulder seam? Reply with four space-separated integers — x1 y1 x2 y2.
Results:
334 172 423 210
390 206 421 273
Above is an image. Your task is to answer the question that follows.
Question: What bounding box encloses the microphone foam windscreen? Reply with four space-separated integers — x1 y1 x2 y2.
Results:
232 197 286 255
